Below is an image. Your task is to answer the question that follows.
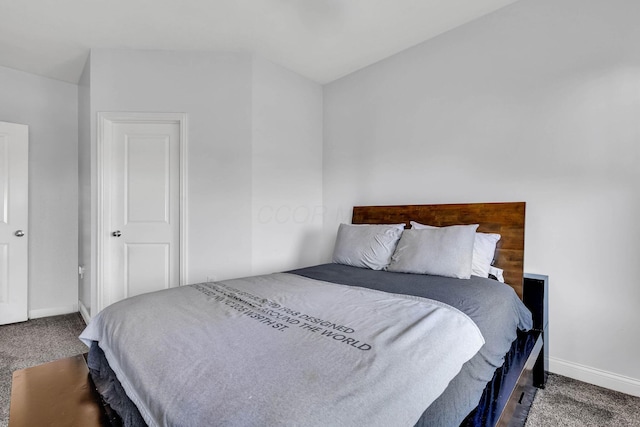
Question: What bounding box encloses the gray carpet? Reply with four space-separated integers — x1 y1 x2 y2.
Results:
525 373 640 426
0 313 88 427
2 314 640 427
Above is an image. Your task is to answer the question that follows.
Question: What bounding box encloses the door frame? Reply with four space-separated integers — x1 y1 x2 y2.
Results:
96 112 188 314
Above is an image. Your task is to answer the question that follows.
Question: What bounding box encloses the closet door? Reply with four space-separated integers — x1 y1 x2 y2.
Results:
0 121 28 325
98 113 186 312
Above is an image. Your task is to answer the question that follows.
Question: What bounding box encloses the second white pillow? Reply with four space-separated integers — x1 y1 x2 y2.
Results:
410 221 501 278
387 224 479 279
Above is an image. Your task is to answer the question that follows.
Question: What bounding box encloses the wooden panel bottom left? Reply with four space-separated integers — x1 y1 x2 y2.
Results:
9 354 103 427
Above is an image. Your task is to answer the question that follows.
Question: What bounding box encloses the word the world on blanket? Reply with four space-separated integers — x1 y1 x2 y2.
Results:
194 283 373 351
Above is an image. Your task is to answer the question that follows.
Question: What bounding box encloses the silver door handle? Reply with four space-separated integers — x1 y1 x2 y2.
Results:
15 230 24 237
112 230 122 237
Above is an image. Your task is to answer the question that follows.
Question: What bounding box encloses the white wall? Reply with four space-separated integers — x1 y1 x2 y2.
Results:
0 65 79 318
82 49 253 299
78 50 324 316
323 0 640 395
251 57 324 275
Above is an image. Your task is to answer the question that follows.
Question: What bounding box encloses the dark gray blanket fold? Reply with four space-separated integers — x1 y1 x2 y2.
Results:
88 341 146 426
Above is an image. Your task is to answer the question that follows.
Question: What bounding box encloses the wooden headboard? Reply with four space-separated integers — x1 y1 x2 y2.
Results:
352 202 526 299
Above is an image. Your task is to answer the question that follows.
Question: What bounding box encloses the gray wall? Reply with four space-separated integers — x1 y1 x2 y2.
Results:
251 56 323 275
0 65 78 317
78 49 324 316
323 0 640 394
85 49 254 295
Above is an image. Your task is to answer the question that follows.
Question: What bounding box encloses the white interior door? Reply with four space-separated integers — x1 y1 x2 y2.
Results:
101 115 183 309
0 121 29 325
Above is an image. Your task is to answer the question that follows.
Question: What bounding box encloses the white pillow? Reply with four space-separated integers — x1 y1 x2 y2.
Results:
472 232 502 278
332 223 405 270
387 224 479 279
410 221 501 278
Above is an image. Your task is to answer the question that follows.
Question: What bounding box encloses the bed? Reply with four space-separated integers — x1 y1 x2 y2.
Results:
80 202 544 427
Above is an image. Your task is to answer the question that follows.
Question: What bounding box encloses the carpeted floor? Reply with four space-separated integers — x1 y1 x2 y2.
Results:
1 314 640 427
0 313 88 427
525 373 640 426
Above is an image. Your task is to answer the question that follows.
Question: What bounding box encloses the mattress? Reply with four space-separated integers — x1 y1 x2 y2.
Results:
85 263 532 426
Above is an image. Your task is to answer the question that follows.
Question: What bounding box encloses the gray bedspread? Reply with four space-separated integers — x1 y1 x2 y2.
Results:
289 263 533 426
80 271 487 427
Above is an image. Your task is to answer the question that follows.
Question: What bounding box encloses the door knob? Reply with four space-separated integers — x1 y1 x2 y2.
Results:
112 230 122 237
14 230 24 237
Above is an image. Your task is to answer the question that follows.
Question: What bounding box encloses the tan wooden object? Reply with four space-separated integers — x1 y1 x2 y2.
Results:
9 354 102 427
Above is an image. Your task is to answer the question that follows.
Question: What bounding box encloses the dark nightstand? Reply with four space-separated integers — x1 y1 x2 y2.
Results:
523 273 549 388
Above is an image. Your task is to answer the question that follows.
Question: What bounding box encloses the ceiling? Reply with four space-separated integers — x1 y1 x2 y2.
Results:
0 0 519 85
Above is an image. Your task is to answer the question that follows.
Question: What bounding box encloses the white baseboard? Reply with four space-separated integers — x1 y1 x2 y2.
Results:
549 356 640 397
78 300 91 324
29 303 79 320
